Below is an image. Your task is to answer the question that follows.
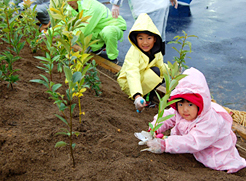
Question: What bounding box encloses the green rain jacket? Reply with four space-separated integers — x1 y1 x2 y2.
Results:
117 13 168 99
67 0 126 47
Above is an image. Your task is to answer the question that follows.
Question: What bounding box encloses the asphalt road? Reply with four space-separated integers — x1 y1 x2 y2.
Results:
102 0 246 111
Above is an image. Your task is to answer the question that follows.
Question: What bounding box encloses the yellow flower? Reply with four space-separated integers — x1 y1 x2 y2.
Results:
23 0 34 6
72 88 86 98
79 112 85 115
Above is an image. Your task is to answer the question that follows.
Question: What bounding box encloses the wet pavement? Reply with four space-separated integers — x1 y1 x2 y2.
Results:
103 0 246 111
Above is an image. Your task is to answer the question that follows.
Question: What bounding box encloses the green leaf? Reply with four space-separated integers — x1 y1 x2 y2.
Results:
71 103 76 113
59 103 67 111
34 56 49 62
188 35 198 38
153 123 163 132
51 13 64 20
55 114 68 125
167 41 179 44
163 73 170 92
39 74 49 83
55 141 67 148
148 122 153 130
81 63 91 76
9 14 19 24
52 83 62 92
158 108 165 119
74 132 80 136
166 98 181 107
36 66 48 71
72 71 82 83
169 79 178 91
64 66 72 81
66 89 71 101
30 79 49 88
71 35 78 46
56 38 70 52
156 114 175 124
54 132 69 136
72 143 76 150
174 74 187 82
155 90 161 101
172 46 179 53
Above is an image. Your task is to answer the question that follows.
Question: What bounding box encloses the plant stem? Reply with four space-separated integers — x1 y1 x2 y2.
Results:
69 100 75 167
78 97 81 123
50 72 52 81
10 83 13 90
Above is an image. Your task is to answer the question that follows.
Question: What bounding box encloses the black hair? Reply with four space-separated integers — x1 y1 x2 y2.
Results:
129 30 164 60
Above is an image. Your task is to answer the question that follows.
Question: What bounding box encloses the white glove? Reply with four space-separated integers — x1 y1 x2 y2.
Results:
134 131 153 145
111 5 120 19
141 138 166 153
170 0 178 9
134 96 146 112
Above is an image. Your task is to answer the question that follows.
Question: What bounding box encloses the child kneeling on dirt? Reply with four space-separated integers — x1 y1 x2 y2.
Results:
142 67 246 173
117 13 167 112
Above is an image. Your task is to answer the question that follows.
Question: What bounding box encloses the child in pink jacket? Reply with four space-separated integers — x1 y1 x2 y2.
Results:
145 67 246 173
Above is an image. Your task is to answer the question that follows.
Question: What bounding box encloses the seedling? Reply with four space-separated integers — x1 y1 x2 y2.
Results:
0 0 25 89
0 0 25 55
149 61 187 136
17 0 43 53
35 51 60 81
30 0 99 167
0 51 21 89
168 30 198 70
84 59 102 96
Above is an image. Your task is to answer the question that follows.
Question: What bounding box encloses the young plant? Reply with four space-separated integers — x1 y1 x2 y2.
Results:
167 30 198 70
30 0 99 167
19 0 43 53
30 67 85 167
0 0 25 55
0 0 25 89
35 52 61 81
148 61 187 136
0 51 21 89
84 59 102 96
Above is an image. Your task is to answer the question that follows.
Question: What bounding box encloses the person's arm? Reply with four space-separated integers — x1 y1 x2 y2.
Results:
146 114 221 154
165 117 220 154
73 1 104 36
170 0 178 9
124 47 143 98
110 0 123 18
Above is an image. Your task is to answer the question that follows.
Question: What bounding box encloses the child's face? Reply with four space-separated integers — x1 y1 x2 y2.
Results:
136 33 156 53
177 100 198 121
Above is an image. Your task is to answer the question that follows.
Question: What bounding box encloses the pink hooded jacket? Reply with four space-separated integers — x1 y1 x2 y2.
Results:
151 67 246 173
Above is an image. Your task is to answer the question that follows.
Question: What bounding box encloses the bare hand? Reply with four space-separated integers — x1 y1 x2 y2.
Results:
111 5 120 19
170 0 178 9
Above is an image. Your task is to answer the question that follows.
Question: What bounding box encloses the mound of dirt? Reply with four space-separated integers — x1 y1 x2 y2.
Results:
0 41 246 181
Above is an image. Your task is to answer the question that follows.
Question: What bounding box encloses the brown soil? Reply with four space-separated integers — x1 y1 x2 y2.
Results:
0 41 246 181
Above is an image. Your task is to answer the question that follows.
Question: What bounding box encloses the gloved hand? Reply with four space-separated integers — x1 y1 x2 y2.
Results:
111 5 120 19
141 138 166 153
170 0 178 9
148 128 164 138
134 130 153 145
134 96 146 112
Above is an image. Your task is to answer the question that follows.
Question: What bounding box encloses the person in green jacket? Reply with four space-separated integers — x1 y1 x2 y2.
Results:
66 0 127 64
117 13 168 112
